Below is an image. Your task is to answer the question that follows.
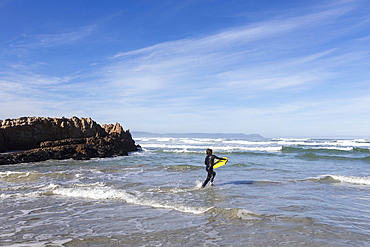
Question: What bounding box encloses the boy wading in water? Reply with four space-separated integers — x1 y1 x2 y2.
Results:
201 149 226 188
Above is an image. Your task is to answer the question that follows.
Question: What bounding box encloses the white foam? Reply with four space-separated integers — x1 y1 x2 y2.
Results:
2 239 72 247
45 183 59 189
0 171 31 178
140 143 209 149
0 193 13 199
157 137 174 142
330 175 370 185
239 146 282 152
163 149 202 153
336 140 370 147
236 209 260 220
141 143 282 153
51 185 211 214
223 140 274 145
311 146 353 151
276 139 370 148
0 171 41 182
319 175 370 185
77 182 106 187
274 138 311 141
0 191 41 200
180 138 213 145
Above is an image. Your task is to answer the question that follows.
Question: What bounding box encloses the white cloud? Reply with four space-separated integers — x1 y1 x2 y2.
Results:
103 4 363 107
11 24 96 49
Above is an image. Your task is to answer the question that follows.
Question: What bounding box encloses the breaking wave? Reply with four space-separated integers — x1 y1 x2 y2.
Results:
313 175 370 185
50 184 212 215
0 171 40 182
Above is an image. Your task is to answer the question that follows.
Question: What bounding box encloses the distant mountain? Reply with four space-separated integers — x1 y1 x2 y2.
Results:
131 132 266 140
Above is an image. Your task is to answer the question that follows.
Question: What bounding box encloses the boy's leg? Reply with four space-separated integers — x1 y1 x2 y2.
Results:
202 169 213 187
210 171 216 183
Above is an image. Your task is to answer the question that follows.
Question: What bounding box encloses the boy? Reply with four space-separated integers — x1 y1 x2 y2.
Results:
201 149 225 188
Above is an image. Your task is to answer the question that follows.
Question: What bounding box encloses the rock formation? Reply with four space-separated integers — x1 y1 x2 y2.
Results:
0 117 140 165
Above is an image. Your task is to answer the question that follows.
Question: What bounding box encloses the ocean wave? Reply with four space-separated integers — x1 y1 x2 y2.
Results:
136 137 223 144
147 183 204 194
237 146 282 152
218 180 281 186
353 147 370 153
0 190 42 200
162 149 203 154
0 193 13 199
282 146 354 153
276 138 370 147
207 207 262 221
44 171 81 180
222 140 275 145
229 163 251 168
143 143 369 155
163 164 202 172
312 146 353 151
50 184 211 214
293 152 370 163
1 239 73 247
137 136 370 154
146 146 283 153
313 175 370 185
0 171 41 182
135 137 370 154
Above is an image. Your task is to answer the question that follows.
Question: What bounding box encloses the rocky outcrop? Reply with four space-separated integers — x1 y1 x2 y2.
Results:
0 117 140 165
0 116 107 152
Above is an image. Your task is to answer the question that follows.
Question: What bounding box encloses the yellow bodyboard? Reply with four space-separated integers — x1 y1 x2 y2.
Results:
213 157 228 169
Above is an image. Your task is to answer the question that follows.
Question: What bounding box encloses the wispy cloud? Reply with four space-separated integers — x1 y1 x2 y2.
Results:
10 24 96 49
104 4 364 104
113 5 352 58
86 1 370 135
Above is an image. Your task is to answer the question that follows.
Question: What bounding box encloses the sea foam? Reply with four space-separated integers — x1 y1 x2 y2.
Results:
51 185 211 214
317 175 370 185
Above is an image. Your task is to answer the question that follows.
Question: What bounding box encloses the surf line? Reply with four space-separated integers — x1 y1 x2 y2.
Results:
51 186 213 214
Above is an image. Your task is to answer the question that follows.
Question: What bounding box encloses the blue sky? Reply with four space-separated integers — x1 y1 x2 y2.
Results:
1 0 370 138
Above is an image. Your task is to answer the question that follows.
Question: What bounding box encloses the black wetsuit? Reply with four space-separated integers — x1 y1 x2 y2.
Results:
202 154 222 187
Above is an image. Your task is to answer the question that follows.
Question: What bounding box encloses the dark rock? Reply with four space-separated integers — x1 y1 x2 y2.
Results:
0 116 108 152
0 116 139 165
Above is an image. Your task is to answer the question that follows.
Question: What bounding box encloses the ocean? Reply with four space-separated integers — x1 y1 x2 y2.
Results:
1 136 370 246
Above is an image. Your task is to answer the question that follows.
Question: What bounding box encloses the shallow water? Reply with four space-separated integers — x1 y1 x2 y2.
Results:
1 137 370 246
